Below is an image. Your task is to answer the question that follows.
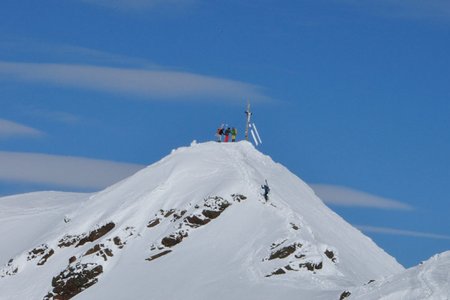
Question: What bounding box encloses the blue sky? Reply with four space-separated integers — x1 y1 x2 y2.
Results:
1 0 450 267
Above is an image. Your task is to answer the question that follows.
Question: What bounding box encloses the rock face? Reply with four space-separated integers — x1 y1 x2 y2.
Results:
146 195 246 262
45 263 103 300
0 142 406 300
28 244 55 266
57 222 115 249
340 291 351 300
76 223 115 247
268 243 300 260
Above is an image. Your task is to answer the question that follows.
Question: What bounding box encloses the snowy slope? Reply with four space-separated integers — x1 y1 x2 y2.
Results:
0 192 90 265
348 251 450 300
0 141 406 299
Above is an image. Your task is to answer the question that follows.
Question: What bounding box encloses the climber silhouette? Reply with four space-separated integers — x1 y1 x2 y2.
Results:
261 180 270 201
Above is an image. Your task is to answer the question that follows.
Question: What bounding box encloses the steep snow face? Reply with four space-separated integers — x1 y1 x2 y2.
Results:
348 251 450 299
0 141 405 299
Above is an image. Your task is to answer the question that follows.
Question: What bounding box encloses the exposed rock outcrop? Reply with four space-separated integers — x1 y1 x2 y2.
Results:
44 263 103 300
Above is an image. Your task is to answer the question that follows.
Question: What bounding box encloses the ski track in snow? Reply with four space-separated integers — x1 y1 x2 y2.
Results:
419 260 435 298
417 254 450 299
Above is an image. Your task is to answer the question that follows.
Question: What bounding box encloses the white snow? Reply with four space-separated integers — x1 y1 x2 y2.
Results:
0 141 447 299
349 251 450 299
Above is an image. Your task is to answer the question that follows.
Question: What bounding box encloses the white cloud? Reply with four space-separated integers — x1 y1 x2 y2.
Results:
311 184 413 210
0 39 158 68
0 151 144 189
0 61 269 102
52 45 160 68
0 119 44 139
356 225 450 240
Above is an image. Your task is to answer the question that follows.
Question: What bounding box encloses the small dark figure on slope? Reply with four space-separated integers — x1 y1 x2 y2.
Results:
261 180 270 201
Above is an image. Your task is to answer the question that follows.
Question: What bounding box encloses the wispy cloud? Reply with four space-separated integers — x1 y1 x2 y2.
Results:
0 119 44 139
338 0 450 21
0 151 144 189
51 45 160 68
0 61 268 102
311 184 413 210
21 107 81 125
80 0 194 11
0 39 159 68
356 225 450 240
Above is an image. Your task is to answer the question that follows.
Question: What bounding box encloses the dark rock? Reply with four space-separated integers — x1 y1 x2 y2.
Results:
69 256 76 264
58 235 80 248
164 209 175 218
201 197 231 219
172 210 187 221
147 218 160 228
76 222 115 247
269 268 286 277
202 209 221 219
231 194 247 202
340 290 351 300
38 249 55 266
203 196 231 211
0 259 18 277
27 244 54 266
84 244 101 256
290 223 300 230
47 263 103 300
83 244 113 261
269 244 298 260
146 250 172 261
104 248 113 257
300 261 323 272
325 249 337 263
185 215 211 227
113 236 123 248
161 231 188 248
28 247 45 259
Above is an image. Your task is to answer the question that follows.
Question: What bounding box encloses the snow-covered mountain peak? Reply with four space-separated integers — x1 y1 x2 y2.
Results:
1 141 408 299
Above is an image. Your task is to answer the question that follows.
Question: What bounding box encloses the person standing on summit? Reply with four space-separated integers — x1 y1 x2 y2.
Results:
216 124 224 142
231 127 237 142
224 127 231 142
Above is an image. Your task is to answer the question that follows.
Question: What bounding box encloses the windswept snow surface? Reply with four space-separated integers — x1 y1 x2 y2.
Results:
0 191 90 264
349 251 450 300
0 141 408 299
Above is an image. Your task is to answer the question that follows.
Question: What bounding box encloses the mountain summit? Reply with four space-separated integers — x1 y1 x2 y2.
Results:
0 141 411 299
